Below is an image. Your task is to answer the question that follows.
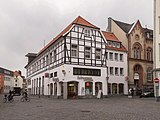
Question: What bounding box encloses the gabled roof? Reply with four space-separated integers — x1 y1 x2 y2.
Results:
38 16 99 55
102 31 127 52
106 45 127 52
113 19 134 33
102 31 119 42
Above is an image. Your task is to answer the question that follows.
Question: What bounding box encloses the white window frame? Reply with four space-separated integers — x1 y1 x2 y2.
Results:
109 52 113 60
85 46 91 59
120 54 123 61
95 48 101 59
84 29 90 37
115 67 119 75
120 68 124 76
115 53 118 61
71 44 78 57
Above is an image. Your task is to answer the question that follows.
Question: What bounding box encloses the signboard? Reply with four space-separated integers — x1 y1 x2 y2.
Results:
154 78 159 83
77 76 93 81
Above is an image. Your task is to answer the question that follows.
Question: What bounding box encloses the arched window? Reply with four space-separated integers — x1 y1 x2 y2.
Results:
133 43 142 59
147 68 152 81
134 46 141 59
147 48 152 61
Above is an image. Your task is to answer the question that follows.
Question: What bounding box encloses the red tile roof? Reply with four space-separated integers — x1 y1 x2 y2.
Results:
102 31 119 42
106 45 127 52
102 31 127 52
38 16 99 55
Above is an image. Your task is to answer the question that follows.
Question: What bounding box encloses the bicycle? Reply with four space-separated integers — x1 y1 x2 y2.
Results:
21 96 30 102
3 94 14 103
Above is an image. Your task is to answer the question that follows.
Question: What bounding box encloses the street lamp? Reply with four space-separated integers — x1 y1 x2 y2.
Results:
47 84 50 98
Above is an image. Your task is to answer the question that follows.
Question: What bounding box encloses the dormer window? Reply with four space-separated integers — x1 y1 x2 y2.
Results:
84 29 90 37
116 43 120 48
146 32 150 38
108 41 112 46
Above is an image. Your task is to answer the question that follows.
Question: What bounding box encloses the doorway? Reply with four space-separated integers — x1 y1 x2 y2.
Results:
68 81 78 98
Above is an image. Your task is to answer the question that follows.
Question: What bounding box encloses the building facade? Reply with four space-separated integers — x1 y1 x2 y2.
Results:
102 31 128 95
0 67 14 94
153 0 160 96
25 16 109 99
107 18 154 93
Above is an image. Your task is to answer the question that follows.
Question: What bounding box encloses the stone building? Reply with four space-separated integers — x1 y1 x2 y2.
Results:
107 18 153 93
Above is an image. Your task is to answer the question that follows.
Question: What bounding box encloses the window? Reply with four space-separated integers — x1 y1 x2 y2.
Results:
71 44 78 57
115 53 118 61
84 29 90 37
120 54 123 61
96 48 101 59
147 68 152 81
50 73 53 78
115 67 119 75
113 42 116 47
147 48 152 61
73 68 101 76
85 47 91 59
43 57 45 67
106 52 108 59
54 49 57 62
46 55 49 66
108 41 112 46
133 44 141 59
54 72 57 77
120 68 124 76
50 52 52 63
110 67 114 75
135 34 140 40
109 52 113 60
116 43 120 48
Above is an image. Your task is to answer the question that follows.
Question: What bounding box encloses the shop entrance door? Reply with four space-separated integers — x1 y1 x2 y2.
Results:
68 82 78 98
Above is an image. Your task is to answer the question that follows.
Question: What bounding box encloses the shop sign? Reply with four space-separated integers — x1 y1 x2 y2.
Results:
52 77 59 82
77 76 93 81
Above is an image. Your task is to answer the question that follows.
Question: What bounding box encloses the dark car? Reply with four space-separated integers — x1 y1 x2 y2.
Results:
140 91 154 98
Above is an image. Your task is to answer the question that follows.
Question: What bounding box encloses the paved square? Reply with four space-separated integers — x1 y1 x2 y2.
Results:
0 95 160 120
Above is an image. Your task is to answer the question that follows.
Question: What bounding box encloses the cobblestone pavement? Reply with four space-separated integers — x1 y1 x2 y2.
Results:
0 95 160 120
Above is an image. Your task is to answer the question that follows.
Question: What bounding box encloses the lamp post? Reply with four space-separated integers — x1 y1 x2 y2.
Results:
47 84 50 98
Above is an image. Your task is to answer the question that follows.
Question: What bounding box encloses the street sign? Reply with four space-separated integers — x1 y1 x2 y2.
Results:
154 78 159 83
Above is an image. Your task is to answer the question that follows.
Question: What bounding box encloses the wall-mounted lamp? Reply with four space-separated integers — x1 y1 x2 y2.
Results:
62 69 66 75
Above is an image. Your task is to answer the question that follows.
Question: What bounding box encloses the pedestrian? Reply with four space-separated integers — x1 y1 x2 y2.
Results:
131 88 134 97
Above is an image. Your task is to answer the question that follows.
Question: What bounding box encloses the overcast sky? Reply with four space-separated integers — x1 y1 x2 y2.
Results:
0 0 153 76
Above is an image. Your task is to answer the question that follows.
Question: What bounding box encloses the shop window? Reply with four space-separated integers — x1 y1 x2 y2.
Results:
73 67 101 76
95 82 102 95
85 82 93 95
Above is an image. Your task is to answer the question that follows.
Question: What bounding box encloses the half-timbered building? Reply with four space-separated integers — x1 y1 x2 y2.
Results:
25 16 108 99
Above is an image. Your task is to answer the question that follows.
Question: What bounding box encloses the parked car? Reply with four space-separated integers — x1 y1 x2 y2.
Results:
140 91 154 98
